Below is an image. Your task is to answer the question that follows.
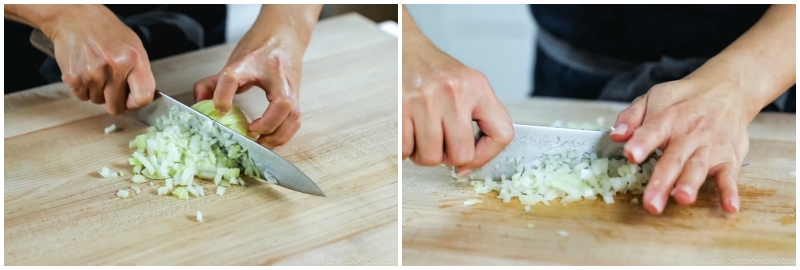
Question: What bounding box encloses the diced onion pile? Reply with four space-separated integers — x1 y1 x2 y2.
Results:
458 120 660 209
122 103 276 200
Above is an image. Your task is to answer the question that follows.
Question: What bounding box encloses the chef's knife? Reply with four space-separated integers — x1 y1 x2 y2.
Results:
30 29 325 197
469 124 749 180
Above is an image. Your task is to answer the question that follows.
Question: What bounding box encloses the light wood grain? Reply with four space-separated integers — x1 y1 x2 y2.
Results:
402 97 795 266
5 14 398 266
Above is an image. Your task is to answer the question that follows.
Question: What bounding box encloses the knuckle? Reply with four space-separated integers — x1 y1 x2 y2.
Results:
688 158 706 170
497 124 515 145
662 154 682 167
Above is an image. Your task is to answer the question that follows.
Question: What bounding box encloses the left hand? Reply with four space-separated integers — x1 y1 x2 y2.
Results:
610 77 751 214
194 28 304 148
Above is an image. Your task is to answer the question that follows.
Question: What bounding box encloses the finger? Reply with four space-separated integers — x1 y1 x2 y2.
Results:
250 98 293 135
103 76 128 115
402 117 415 160
672 146 710 205
63 73 89 101
88 74 107 105
710 161 740 213
125 64 156 109
212 71 241 115
257 118 300 148
610 94 647 142
410 113 444 167
624 110 674 164
193 76 218 102
642 139 696 214
464 96 513 173
441 116 475 167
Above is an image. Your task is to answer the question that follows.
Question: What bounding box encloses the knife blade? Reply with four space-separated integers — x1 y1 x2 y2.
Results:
138 91 326 197
29 28 324 196
469 123 749 180
469 124 625 180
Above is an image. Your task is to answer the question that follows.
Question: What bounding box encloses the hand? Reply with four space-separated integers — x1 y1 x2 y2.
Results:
194 28 304 148
402 18 513 175
610 78 750 214
47 5 155 114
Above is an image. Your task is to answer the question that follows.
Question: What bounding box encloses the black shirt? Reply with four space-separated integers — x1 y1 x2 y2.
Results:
530 4 771 62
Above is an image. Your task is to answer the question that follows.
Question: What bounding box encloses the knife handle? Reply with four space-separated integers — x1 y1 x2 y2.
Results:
30 29 55 57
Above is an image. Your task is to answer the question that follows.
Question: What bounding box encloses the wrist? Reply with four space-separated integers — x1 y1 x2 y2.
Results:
686 55 773 121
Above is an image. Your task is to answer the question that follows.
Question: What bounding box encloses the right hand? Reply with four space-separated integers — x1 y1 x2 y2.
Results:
402 33 514 176
46 5 155 115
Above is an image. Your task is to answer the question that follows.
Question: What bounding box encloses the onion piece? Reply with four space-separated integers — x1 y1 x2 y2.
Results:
104 124 117 134
463 199 482 206
196 210 203 222
216 186 226 196
157 186 169 196
131 175 147 184
131 186 141 194
97 167 119 178
172 187 189 200
116 189 130 198
556 230 569 237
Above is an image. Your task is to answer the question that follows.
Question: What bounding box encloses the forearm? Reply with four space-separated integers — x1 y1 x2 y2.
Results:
403 5 433 49
689 4 796 118
249 4 322 48
5 5 73 36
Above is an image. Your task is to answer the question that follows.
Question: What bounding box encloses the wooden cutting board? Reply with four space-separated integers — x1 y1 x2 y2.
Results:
5 13 398 266
402 98 796 266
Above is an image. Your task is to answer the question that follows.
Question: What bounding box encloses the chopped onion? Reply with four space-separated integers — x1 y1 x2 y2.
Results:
116 189 130 198
556 230 569 237
172 187 189 200
157 186 169 196
131 175 147 184
150 182 154 186
104 124 117 134
97 167 119 178
463 199 482 206
216 186 226 196
524 205 531 212
131 186 141 194
123 101 265 201
461 147 660 208
196 210 203 222
186 185 200 197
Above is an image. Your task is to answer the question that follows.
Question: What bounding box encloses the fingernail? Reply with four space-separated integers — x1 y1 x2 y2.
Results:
679 185 694 198
632 147 646 162
650 193 665 213
730 197 740 212
611 123 628 135
457 169 473 178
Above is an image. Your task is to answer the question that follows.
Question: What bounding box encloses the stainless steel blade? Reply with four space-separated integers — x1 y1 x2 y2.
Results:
469 124 749 180
469 124 624 180
136 91 325 196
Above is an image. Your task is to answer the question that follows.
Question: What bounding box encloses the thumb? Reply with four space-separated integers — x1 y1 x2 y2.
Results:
125 64 156 109
610 93 647 142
